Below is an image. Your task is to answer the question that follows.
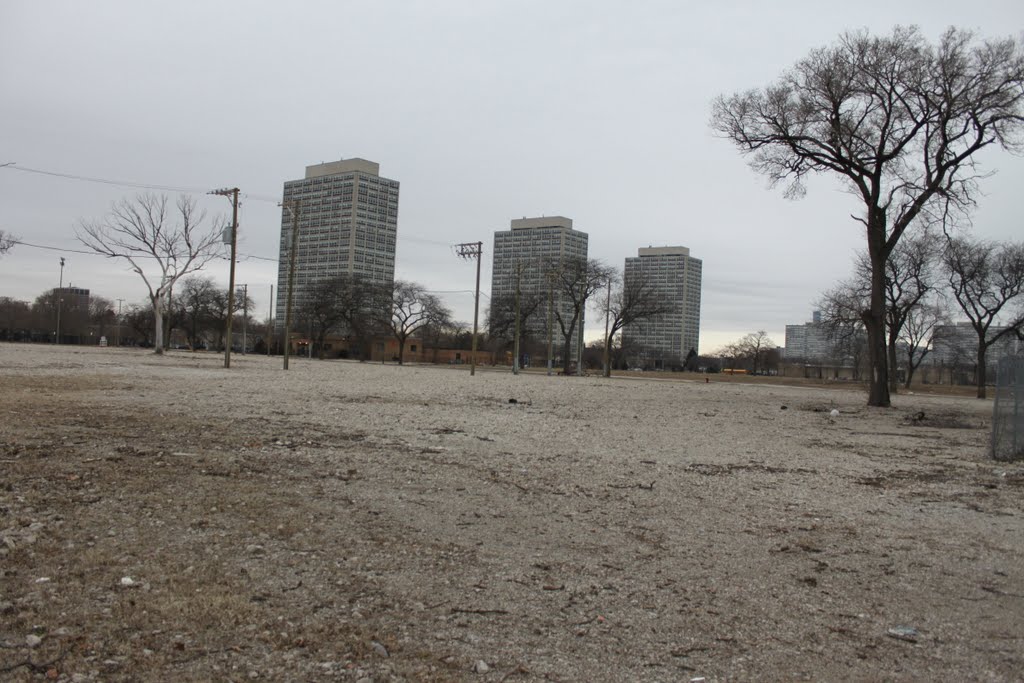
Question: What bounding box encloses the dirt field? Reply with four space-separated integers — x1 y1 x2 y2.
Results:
1 344 1021 682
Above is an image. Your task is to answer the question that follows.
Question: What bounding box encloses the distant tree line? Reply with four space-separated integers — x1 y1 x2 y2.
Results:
814 231 1024 399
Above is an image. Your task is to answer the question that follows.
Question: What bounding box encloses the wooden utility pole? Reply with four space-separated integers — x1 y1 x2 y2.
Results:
211 187 240 368
280 200 301 370
603 278 612 377
456 242 483 376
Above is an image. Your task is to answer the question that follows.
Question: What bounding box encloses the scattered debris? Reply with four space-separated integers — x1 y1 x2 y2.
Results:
887 626 920 643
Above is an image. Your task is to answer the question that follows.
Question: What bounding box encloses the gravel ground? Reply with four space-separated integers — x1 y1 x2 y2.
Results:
1 343 1022 682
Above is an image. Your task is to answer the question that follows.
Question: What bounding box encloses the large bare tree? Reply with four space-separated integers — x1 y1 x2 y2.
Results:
712 26 1024 407
598 270 676 377
382 281 452 365
77 194 223 353
942 236 1024 398
548 257 615 374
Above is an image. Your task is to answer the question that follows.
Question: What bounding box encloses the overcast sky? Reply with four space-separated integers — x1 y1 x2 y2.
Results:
2 1 1022 352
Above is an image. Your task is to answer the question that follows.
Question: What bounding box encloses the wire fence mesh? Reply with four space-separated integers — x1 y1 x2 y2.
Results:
991 356 1024 461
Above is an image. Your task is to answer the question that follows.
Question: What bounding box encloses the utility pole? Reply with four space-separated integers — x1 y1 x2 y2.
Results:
280 200 301 370
577 280 585 376
455 242 483 376
55 257 65 344
603 278 612 377
513 262 521 375
211 187 240 368
267 284 273 357
116 298 124 347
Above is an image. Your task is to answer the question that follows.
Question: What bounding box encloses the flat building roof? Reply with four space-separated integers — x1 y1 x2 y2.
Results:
305 158 381 178
637 246 690 257
510 216 573 231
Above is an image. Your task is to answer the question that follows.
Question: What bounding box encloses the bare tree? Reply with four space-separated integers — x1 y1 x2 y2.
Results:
382 281 452 365
0 297 31 340
297 276 356 359
77 194 223 354
817 282 870 379
899 297 946 388
599 270 676 377
179 275 218 350
0 230 16 255
548 257 615 374
123 303 155 347
486 291 546 352
848 230 939 392
89 296 116 342
942 237 1024 398
719 331 777 374
712 27 1024 407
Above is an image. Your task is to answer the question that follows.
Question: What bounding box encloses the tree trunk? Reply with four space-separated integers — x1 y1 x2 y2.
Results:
152 295 165 355
887 334 899 395
865 227 890 407
398 338 405 365
976 343 988 400
561 334 573 374
904 351 917 390
603 331 612 378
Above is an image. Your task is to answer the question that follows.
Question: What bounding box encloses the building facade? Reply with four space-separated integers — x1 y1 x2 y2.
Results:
783 313 834 362
275 158 399 326
490 216 589 362
930 322 1021 367
620 246 702 368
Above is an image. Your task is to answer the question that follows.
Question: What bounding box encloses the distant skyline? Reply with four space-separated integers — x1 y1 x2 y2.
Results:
2 1 1022 353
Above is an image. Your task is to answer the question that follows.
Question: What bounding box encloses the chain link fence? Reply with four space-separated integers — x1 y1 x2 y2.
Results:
991 356 1024 461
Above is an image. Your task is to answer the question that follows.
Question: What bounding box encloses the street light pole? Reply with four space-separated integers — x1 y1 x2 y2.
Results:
55 257 65 344
279 200 301 370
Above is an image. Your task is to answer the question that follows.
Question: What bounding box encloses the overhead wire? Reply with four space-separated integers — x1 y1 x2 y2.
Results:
3 164 465 249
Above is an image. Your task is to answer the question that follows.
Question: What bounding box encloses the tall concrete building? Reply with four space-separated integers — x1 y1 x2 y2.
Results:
621 246 702 368
491 216 589 362
275 158 399 326
784 316 833 362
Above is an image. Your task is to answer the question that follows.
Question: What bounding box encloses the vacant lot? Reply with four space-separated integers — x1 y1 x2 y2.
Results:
1 344 1021 682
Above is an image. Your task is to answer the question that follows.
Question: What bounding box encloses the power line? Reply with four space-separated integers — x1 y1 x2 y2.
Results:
3 163 475 251
8 238 279 263
4 164 210 194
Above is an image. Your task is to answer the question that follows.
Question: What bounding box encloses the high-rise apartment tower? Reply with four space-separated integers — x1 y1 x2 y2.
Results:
491 216 589 363
275 158 399 326
621 246 702 368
